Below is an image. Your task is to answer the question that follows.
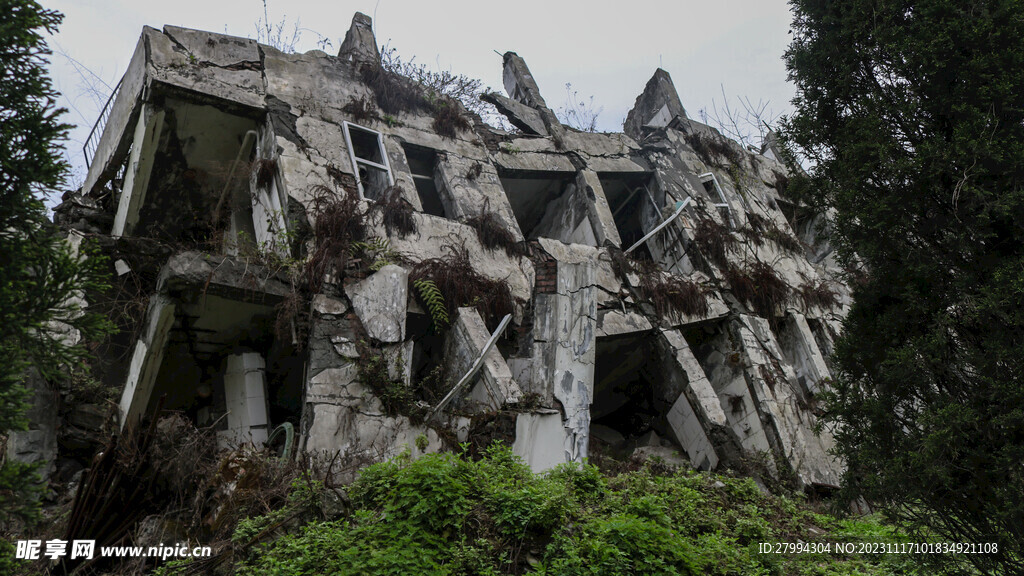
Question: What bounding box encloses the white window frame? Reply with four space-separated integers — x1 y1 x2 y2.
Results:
699 172 736 229
343 121 394 199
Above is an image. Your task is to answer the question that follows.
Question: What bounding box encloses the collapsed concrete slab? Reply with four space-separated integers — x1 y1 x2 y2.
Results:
345 264 408 343
445 307 522 411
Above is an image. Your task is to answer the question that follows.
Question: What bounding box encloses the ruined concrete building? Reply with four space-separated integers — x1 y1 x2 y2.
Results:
38 13 848 490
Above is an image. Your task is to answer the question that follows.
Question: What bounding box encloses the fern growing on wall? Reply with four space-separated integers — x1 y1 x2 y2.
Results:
414 278 448 331
350 237 400 271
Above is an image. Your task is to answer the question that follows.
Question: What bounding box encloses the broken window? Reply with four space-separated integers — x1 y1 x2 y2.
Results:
344 121 393 201
498 169 584 241
599 172 662 249
402 143 447 218
699 172 735 229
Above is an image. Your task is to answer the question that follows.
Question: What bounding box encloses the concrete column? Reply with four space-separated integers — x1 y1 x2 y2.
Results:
112 104 165 237
532 258 597 463
219 352 270 448
118 295 176 430
577 170 622 248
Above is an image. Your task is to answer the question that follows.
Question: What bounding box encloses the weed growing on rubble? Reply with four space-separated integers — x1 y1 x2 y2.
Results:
740 212 803 253
607 249 710 321
306 185 367 292
691 217 738 270
464 210 527 259
359 62 431 115
367 185 417 238
431 99 470 139
342 94 377 123
684 130 742 168
726 262 791 325
797 280 840 311
409 241 515 331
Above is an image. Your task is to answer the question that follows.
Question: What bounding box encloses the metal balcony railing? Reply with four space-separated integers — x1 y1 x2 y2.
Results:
82 76 124 170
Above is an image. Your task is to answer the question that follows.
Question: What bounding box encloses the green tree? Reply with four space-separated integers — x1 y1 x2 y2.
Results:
0 1 112 524
783 1 1024 573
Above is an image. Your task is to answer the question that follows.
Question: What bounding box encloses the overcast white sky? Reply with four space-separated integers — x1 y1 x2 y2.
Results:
46 0 797 187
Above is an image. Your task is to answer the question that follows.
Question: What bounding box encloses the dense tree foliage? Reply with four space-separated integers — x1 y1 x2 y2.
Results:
783 1 1024 573
0 0 111 524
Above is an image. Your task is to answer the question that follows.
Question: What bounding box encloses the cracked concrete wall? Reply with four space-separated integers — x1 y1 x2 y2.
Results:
63 15 852 489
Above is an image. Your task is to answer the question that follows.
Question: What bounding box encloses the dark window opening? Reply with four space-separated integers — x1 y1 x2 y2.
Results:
408 313 450 406
699 172 734 228
131 100 260 247
498 169 576 239
599 172 660 249
402 143 447 218
348 125 384 163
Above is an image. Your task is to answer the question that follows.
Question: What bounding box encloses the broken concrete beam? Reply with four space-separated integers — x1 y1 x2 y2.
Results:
118 295 176 429
163 26 261 69
596 309 653 338
501 52 566 145
146 27 265 110
624 68 688 141
657 328 735 470
338 12 380 64
444 307 522 411
156 251 293 300
344 264 408 343
733 314 842 487
502 52 549 109
480 92 548 136
112 103 164 237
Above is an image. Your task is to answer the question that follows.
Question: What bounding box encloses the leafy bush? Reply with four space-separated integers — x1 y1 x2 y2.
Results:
231 446 933 576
